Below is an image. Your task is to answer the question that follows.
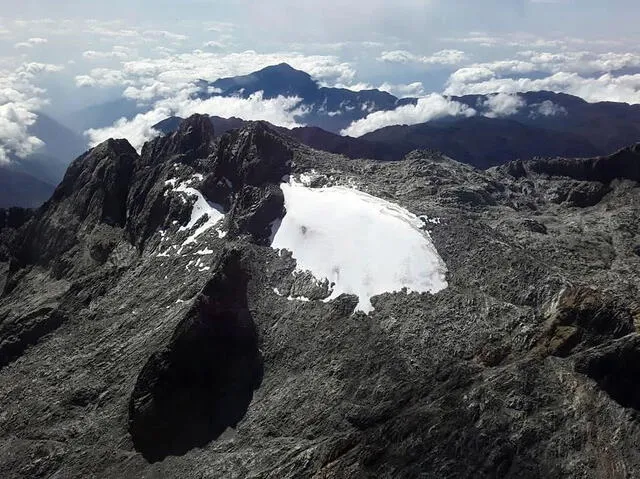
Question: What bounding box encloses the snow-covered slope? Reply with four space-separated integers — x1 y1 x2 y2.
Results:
271 179 448 312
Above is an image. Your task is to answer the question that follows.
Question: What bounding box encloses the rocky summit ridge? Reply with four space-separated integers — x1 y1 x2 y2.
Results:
1 114 640 477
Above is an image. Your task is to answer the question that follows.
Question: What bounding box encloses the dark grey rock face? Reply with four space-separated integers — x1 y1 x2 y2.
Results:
1 115 640 478
129 250 263 463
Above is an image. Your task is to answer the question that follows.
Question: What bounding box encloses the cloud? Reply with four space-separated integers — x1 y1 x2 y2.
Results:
341 94 476 137
82 46 135 61
0 104 44 163
12 18 73 36
204 22 235 33
84 20 141 40
75 51 358 98
515 50 640 74
0 62 63 163
443 32 628 50
378 81 426 98
75 68 132 88
14 37 48 49
203 41 226 49
481 93 526 118
379 49 468 66
123 82 174 102
445 69 640 104
86 91 307 151
442 49 640 104
142 30 188 42
531 100 567 117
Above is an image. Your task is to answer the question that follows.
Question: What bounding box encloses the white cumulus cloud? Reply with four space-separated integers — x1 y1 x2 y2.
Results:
445 70 640 104
76 50 357 96
481 93 526 118
378 81 426 98
86 90 307 151
341 94 476 137
0 62 63 163
531 100 568 117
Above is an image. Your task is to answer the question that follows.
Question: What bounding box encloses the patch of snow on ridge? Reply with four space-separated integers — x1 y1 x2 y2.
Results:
271 180 448 313
173 183 226 245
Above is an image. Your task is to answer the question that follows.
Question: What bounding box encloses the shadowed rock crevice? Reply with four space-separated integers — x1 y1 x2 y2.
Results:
576 335 640 411
128 251 263 463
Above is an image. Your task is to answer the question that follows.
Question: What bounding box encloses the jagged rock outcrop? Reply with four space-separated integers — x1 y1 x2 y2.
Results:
500 143 640 183
534 287 635 357
21 138 139 270
1 116 640 478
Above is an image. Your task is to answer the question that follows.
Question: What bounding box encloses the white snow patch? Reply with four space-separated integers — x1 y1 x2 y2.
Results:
174 184 226 245
420 216 442 225
271 180 448 313
272 286 310 302
288 295 310 302
195 248 214 255
299 170 319 186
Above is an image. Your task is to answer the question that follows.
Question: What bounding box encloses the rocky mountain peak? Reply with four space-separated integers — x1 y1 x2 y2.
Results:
211 63 318 100
51 138 138 203
212 121 293 187
18 138 139 270
142 113 216 165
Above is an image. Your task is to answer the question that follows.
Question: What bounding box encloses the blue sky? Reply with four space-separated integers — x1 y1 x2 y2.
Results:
1 0 640 159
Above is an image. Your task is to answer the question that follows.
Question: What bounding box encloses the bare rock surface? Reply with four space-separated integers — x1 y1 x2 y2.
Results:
1 115 640 478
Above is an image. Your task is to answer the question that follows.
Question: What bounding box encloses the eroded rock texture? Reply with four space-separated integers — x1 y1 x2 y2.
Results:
1 115 640 478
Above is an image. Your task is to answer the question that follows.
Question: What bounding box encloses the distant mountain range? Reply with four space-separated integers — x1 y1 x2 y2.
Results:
152 64 640 166
1 112 87 208
5 63 640 208
60 97 147 135
151 111 610 169
0 168 54 208
69 64 640 161
201 63 416 133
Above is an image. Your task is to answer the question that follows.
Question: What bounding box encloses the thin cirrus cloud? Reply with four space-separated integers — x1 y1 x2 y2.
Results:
379 49 468 66
82 46 136 61
14 37 48 49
